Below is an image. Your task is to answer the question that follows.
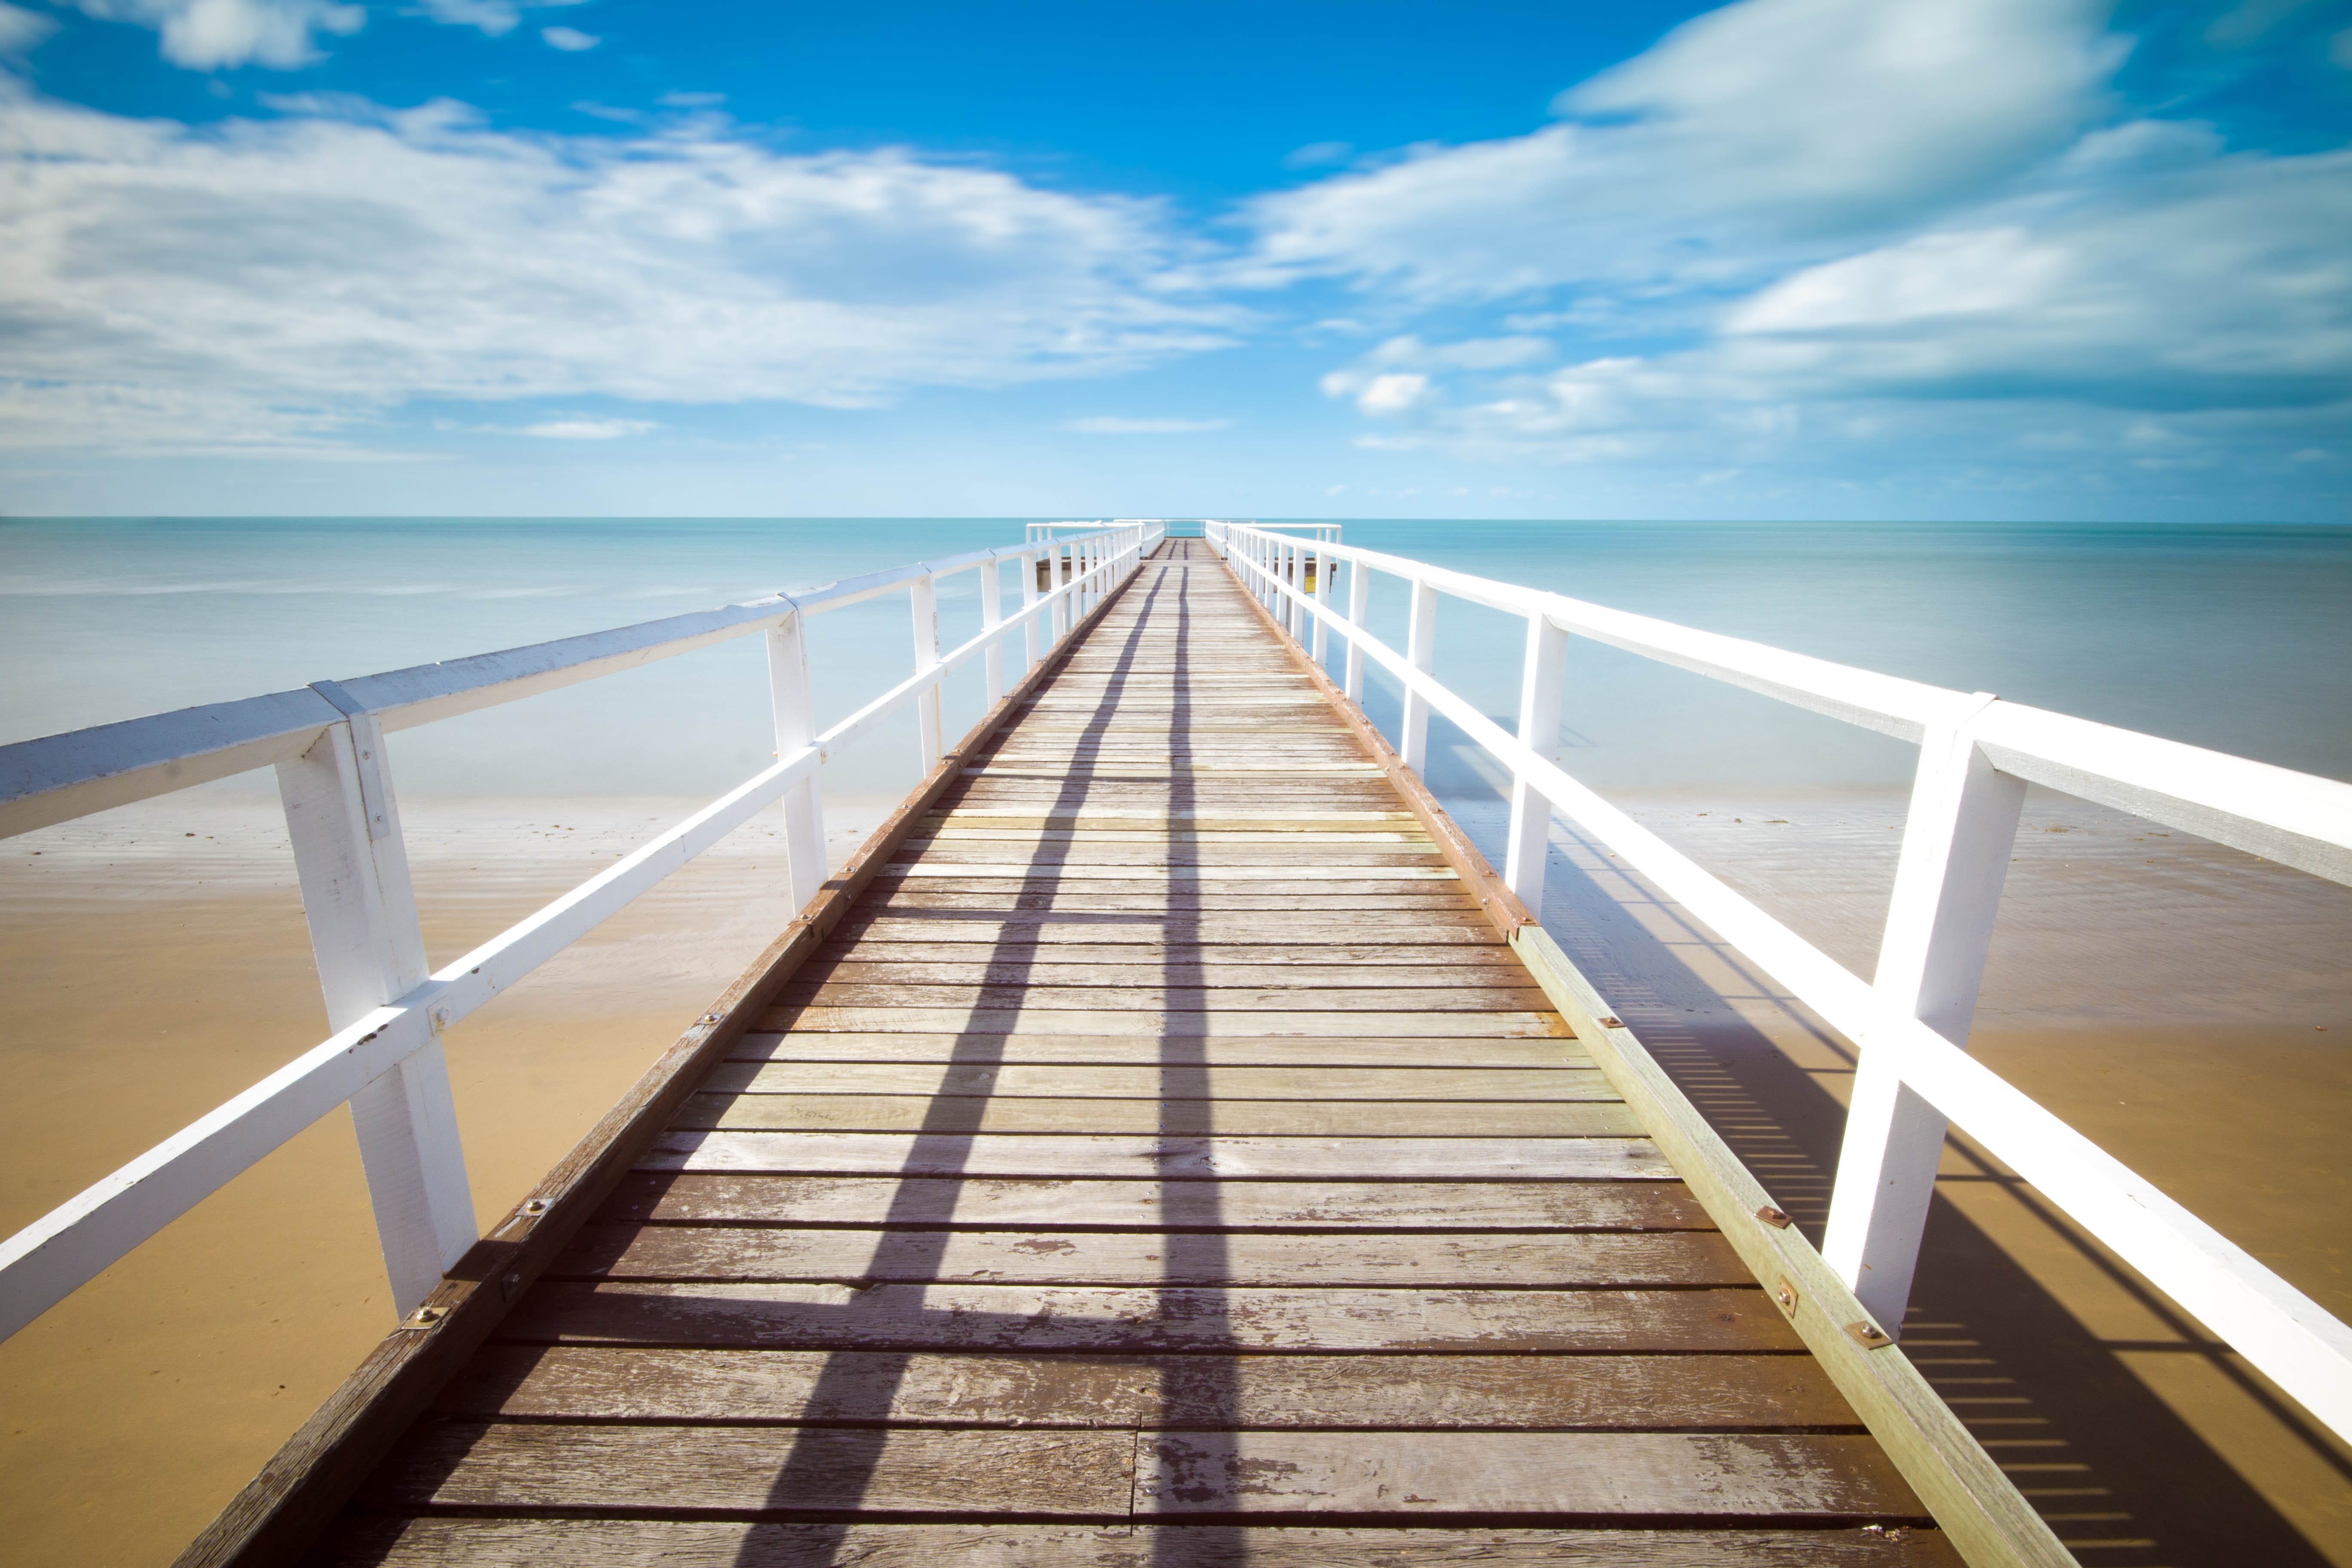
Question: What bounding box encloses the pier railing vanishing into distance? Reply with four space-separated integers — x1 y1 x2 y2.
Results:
1207 518 2352 1442
0 522 1159 1331
0 519 2348 1565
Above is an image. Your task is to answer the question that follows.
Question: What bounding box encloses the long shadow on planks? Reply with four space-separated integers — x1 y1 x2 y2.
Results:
1148 555 1245 1563
726 569 1181 1565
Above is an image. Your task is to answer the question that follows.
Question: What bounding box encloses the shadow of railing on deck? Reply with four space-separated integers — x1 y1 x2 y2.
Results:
707 559 1230 1560
1151 547 1245 1558
1490 802 2339 1568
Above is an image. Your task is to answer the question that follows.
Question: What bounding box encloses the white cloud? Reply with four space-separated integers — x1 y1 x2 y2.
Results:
65 0 589 63
1351 373 1430 416
1242 0 2120 300
521 417 654 438
1062 416 1231 434
0 2 57 54
540 23 595 49
0 86 1234 452
1282 141 1351 171
66 0 363 70
1318 336 1551 416
1717 141 2352 409
415 0 523 36
1262 0 2350 485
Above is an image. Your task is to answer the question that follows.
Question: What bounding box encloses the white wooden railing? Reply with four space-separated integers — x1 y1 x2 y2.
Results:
1207 518 2352 1444
0 523 1162 1341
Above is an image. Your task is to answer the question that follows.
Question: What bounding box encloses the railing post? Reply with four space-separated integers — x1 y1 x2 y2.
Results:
1050 548 1067 645
1344 549 1369 702
1504 612 1570 917
980 554 1006 706
910 572 943 766
276 698 475 1318
766 608 828 909
1824 696 2025 1332
1400 576 1437 773
1311 543 1332 666
1019 548 1040 674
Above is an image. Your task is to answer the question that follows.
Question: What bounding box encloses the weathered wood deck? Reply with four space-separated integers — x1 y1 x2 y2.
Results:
290 542 1962 1564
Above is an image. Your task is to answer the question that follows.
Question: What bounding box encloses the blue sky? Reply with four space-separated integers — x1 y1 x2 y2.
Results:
0 0 2347 519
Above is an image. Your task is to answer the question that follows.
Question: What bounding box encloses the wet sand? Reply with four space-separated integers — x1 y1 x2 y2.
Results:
0 793 885 1567
0 785 2347 1564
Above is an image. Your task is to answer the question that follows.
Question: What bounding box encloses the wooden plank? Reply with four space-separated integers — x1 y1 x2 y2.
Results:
909 828 1436 843
859 896 1489 913
724 1035 1585 1069
768 983 1560 1013
315 1519 1968 1566
971 752 1374 765
949 782 1405 799
759 1008 1571 1038
595 1174 1714 1231
499 1282 1804 1352
836 916 1504 943
552 1225 1750 1287
976 738 1365 750
640 1132 1674 1180
670 1096 1641 1138
698 1064 1617 1100
802 950 1531 975
875 865 1461 882
892 847 1456 867
849 897 1496 919
1140 1432 1924 1519
442 1346 1851 1428
359 1426 1923 1519
923 810 1423 827
361 1423 1133 1514
943 787 1409 802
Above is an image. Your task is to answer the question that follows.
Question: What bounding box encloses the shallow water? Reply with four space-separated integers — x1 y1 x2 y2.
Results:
5 518 2349 805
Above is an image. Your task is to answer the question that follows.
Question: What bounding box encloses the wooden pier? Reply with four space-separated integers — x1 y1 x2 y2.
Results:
202 541 1963 1565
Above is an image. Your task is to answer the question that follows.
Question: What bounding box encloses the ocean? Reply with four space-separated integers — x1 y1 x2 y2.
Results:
4 517 2349 808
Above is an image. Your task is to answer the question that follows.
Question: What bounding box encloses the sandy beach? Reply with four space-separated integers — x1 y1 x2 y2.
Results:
0 783 2346 1565
0 790 888 1566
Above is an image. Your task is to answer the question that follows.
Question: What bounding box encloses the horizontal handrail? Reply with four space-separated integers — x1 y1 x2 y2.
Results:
0 530 1132 842
0 523 1163 1341
1210 518 2352 1444
1221 528 2352 880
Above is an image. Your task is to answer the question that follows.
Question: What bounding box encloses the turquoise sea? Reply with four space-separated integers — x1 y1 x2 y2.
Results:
3 518 2349 808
